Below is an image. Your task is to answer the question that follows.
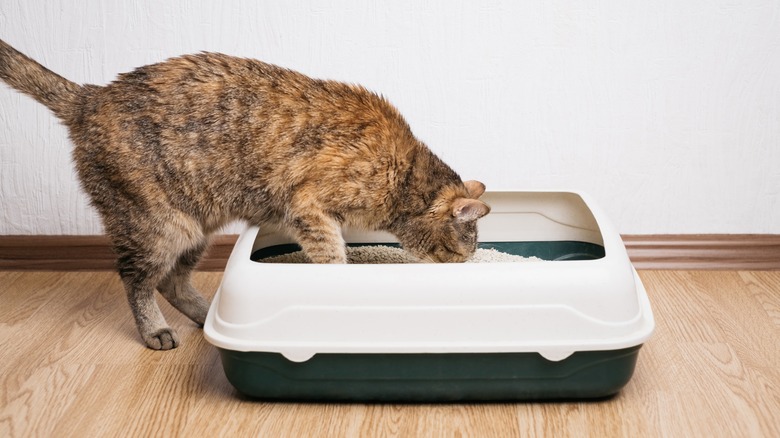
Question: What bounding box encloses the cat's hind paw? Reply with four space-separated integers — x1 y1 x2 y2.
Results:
144 327 180 350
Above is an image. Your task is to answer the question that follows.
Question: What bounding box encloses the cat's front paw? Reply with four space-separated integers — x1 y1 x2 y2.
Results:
143 327 180 350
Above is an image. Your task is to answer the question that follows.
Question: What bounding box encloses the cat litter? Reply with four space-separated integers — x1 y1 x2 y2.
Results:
260 245 542 264
205 191 655 402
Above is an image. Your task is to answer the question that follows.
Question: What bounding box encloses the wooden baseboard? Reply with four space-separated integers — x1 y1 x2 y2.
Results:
621 234 780 270
0 235 239 271
0 234 778 271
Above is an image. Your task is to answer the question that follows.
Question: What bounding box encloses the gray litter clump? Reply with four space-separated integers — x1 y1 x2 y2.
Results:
260 246 542 264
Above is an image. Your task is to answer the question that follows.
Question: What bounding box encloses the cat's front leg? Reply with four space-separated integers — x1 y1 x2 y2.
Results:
287 211 347 264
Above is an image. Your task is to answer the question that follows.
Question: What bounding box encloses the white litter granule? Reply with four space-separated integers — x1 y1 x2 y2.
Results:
260 245 542 264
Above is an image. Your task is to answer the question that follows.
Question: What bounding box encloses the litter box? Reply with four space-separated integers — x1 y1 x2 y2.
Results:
204 191 655 402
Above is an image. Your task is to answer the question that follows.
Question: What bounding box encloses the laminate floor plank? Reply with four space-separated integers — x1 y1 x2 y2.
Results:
1 271 778 437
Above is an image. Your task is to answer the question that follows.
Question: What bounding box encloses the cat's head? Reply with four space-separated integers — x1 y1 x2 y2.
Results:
396 180 490 263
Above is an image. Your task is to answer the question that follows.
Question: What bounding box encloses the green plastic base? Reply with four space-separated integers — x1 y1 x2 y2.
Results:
219 346 641 402
229 240 634 402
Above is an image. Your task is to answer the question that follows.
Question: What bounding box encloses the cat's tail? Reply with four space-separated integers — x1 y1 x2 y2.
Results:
0 39 82 120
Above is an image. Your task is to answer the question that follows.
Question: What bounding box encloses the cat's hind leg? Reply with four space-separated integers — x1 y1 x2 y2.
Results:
115 242 180 350
156 239 211 326
111 214 206 350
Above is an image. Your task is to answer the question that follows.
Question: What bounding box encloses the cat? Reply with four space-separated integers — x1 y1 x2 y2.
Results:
0 39 490 350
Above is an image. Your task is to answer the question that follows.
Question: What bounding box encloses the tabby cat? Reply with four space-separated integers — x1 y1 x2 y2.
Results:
0 39 490 350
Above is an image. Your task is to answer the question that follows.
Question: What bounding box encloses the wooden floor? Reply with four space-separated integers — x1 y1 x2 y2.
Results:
1 271 778 437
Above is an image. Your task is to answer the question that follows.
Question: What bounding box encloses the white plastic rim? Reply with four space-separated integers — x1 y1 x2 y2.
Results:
204 191 655 363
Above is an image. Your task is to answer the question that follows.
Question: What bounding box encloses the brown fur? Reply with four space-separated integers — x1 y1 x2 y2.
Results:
0 39 490 350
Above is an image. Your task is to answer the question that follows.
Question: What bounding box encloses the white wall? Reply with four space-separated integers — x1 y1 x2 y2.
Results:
1 0 778 235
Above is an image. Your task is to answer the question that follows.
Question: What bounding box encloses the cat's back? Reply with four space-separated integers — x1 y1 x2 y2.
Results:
78 51 410 148
114 52 307 96
103 52 392 118
95 52 309 117
69 51 421 219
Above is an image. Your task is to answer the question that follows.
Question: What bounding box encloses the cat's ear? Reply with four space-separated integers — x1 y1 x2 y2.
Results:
451 198 491 222
463 180 486 199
